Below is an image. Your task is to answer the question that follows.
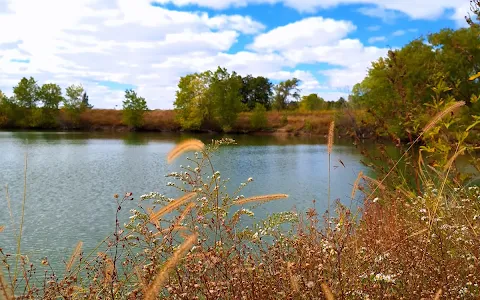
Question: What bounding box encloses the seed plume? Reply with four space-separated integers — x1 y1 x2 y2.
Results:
321 283 335 300
233 194 288 205
167 139 205 163
150 193 197 226
328 121 335 154
66 241 83 272
144 233 198 300
351 171 364 200
422 101 465 133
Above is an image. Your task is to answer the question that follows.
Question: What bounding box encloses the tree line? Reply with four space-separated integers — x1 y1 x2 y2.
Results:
0 77 148 129
173 66 346 131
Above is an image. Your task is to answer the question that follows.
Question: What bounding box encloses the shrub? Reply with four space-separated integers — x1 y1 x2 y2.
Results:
250 103 268 130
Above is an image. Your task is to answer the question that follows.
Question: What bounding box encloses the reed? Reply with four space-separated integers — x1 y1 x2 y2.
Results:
443 146 466 171
167 139 205 163
422 101 465 133
351 171 364 200
327 121 335 218
232 194 288 205
321 283 335 300
149 192 197 226
144 233 198 300
66 241 83 272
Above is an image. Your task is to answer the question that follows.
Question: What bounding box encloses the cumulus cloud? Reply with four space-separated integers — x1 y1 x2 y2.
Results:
0 0 416 108
155 0 470 22
249 17 356 52
0 0 266 108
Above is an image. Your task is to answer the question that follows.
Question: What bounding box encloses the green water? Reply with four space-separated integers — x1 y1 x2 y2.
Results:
0 131 374 275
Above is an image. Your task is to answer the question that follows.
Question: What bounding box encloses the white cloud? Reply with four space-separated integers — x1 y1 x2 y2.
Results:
358 6 400 23
250 17 356 52
154 0 470 22
0 0 266 109
0 0 406 109
368 36 386 44
392 30 406 36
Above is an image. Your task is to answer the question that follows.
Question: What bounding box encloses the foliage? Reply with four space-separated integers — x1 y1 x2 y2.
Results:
250 103 268 130
351 27 480 140
62 84 85 127
38 83 64 109
174 72 213 130
122 89 148 128
210 67 244 131
240 75 273 111
273 78 301 111
81 92 93 109
300 93 325 111
13 77 39 108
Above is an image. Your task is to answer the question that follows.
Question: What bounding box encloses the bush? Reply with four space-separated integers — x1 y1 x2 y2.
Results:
250 103 268 130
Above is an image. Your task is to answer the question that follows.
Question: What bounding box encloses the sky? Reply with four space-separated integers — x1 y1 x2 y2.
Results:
0 0 473 109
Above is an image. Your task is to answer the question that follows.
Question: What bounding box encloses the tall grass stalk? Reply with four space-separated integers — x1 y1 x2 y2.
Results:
327 121 335 220
13 153 28 292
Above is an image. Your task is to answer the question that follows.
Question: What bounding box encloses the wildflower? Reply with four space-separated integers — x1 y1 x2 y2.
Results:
373 197 379 203
247 177 253 182
306 281 315 288
114 194 119 199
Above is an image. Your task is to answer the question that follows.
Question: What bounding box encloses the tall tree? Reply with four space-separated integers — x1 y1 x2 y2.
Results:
174 71 213 130
428 27 480 109
210 67 243 131
273 78 301 110
38 83 64 109
81 91 93 109
240 75 273 111
13 77 39 108
122 89 148 129
64 84 85 110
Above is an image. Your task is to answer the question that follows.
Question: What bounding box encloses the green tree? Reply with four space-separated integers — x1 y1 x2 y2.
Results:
240 75 273 111
64 84 84 109
210 67 243 131
38 83 63 109
122 89 148 129
81 92 93 109
300 93 325 111
63 84 85 127
250 103 268 130
37 83 63 128
174 72 213 130
273 78 301 110
428 27 480 110
13 77 39 108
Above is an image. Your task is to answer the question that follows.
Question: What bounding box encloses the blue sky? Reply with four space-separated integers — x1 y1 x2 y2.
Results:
0 0 471 109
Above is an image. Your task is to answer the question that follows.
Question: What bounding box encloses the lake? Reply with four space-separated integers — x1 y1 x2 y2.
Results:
0 131 373 274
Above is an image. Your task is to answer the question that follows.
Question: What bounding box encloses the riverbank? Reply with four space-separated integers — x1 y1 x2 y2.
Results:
0 108 370 138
